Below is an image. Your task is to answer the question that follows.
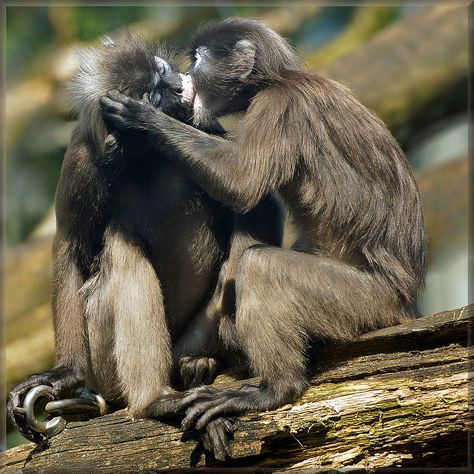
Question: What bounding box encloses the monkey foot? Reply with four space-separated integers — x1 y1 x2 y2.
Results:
178 384 264 432
178 383 293 460
8 365 85 443
179 354 219 389
202 417 234 461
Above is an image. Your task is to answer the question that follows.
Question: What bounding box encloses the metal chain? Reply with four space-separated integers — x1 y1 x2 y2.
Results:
20 385 107 438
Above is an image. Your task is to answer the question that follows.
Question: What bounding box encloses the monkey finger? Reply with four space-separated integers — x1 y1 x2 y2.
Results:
206 418 233 460
176 393 215 415
182 372 193 391
7 400 43 444
106 89 131 104
99 97 124 116
176 386 218 411
190 358 212 388
13 419 43 444
102 113 128 130
181 399 218 432
141 92 156 106
184 384 220 399
202 431 212 452
203 358 218 385
181 398 223 431
51 377 81 398
195 401 233 431
9 376 52 411
189 371 202 389
214 417 234 457
205 420 226 461
223 417 234 434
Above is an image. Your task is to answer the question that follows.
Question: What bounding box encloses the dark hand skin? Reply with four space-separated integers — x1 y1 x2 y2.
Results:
8 365 85 443
178 355 219 389
101 91 160 136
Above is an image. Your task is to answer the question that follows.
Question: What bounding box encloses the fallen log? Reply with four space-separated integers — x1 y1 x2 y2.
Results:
2 305 470 472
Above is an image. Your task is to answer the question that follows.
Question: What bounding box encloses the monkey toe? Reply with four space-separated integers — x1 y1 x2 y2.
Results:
179 355 219 389
202 417 234 461
7 397 43 444
143 391 186 419
181 386 263 432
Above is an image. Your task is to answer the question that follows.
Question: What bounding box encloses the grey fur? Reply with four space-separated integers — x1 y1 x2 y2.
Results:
99 18 427 446
8 33 284 446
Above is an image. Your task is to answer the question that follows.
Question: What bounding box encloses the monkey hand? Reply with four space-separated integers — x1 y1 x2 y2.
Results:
179 354 219 389
100 90 159 135
177 383 278 452
8 365 85 443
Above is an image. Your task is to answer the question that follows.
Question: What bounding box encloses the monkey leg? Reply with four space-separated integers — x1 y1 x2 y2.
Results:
172 291 222 390
9 240 88 443
179 245 403 432
85 230 173 417
173 192 283 391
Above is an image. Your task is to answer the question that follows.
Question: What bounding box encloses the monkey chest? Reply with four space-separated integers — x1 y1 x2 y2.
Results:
111 166 223 327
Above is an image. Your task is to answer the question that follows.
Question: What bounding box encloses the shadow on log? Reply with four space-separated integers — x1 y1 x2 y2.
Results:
2 305 470 472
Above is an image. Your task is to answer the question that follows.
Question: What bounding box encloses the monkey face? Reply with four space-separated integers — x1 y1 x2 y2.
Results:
152 57 194 124
184 39 257 126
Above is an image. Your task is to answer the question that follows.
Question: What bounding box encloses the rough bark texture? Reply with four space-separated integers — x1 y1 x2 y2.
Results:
2 305 470 473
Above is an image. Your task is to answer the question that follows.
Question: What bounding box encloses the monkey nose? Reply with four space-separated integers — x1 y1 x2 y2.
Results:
163 75 183 94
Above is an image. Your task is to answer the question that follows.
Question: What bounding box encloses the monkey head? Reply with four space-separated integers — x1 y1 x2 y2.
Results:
69 34 192 148
182 18 302 126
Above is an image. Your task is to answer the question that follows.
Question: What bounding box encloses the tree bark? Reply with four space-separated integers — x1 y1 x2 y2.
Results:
2 305 470 472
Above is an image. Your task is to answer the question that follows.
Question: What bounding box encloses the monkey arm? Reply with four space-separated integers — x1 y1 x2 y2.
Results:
100 91 292 212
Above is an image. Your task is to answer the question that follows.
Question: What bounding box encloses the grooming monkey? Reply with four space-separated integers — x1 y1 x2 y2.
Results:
101 18 426 455
8 34 283 455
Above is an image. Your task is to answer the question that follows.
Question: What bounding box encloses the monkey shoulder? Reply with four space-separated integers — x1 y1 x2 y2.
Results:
60 129 97 178
55 130 109 227
261 71 359 117
248 72 338 127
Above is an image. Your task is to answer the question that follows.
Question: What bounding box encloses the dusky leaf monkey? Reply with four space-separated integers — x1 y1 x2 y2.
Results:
100 18 426 456
8 33 283 457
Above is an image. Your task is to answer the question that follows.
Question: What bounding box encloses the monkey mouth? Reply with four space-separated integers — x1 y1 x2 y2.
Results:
179 73 196 106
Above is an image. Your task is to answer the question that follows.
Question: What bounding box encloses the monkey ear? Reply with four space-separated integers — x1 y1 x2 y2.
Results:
233 40 255 81
154 56 169 75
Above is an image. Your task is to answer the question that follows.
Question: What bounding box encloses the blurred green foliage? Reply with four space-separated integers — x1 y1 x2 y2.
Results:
7 7 147 79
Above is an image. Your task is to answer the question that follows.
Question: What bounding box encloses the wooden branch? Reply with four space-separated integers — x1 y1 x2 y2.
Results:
3 305 470 472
